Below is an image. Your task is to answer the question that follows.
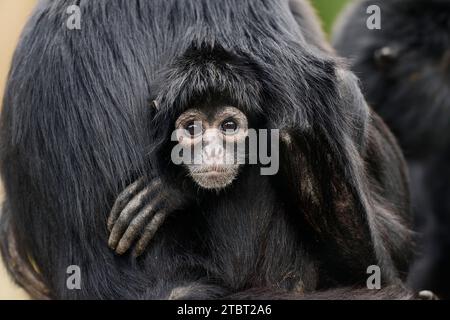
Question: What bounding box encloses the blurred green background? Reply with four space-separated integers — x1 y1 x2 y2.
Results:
312 0 350 34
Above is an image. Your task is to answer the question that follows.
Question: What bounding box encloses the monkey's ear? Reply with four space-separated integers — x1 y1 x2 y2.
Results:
151 100 160 110
374 45 400 69
280 130 294 149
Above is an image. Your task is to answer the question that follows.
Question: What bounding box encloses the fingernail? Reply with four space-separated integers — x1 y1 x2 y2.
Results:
108 238 117 250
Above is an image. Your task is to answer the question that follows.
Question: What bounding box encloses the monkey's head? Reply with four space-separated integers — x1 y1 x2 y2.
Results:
174 105 249 190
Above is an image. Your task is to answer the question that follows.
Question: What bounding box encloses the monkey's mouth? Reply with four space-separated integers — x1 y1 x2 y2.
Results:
189 165 239 190
194 171 229 178
197 170 223 174
190 165 236 174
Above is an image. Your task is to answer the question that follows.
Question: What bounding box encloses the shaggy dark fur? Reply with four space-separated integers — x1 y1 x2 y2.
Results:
333 0 450 298
1 0 412 299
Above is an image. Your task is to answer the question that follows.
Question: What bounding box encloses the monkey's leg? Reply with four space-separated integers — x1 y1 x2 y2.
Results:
107 178 182 256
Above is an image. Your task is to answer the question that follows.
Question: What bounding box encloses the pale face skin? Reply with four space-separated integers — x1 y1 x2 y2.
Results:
175 106 249 190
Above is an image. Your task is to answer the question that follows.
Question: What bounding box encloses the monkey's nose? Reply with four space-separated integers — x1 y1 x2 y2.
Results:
203 145 225 158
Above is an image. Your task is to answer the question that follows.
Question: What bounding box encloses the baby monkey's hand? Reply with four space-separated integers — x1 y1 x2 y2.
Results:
107 177 185 257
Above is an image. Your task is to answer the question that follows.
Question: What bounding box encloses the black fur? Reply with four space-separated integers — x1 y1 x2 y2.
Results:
1 0 412 299
333 0 450 298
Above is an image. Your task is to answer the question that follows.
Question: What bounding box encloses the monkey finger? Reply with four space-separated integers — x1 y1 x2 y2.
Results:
108 183 158 249
133 211 169 257
107 178 146 232
115 203 159 255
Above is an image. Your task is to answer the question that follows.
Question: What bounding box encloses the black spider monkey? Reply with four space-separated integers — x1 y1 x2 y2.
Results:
0 0 414 299
333 0 450 299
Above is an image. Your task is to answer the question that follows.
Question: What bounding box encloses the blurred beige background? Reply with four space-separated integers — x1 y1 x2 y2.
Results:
0 0 37 300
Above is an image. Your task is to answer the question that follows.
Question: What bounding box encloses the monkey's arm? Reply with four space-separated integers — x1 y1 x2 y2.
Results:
277 112 412 280
277 130 378 272
107 177 187 256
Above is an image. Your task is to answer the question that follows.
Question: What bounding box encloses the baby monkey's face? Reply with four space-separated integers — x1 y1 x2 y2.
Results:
175 106 249 190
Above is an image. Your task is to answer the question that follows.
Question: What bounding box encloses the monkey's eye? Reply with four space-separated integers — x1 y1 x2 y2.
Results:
221 119 239 134
185 122 203 137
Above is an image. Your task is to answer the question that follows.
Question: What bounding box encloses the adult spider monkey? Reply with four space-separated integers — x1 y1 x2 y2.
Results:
1 0 414 299
333 0 450 299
